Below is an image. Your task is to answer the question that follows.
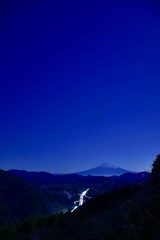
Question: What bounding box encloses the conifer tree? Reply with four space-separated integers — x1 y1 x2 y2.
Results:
150 154 160 185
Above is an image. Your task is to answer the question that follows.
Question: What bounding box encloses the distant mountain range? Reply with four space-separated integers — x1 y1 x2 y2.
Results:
76 162 134 176
0 167 150 225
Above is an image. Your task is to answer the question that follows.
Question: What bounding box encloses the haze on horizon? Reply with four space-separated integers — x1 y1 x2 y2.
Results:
0 0 160 174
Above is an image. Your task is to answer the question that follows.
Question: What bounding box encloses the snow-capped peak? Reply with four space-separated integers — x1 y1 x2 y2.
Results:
98 162 118 169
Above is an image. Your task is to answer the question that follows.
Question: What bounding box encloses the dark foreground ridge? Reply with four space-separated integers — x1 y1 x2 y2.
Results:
1 176 160 240
0 168 150 226
0 171 152 239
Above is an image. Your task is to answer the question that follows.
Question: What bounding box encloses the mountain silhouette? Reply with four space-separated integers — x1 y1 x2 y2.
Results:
76 162 133 176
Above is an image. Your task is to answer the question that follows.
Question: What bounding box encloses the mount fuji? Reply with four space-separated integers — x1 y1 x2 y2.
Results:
76 162 133 176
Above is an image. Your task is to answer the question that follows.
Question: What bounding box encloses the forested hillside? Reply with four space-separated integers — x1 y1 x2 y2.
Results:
3 154 160 240
0 170 68 225
0 168 150 227
1 180 160 240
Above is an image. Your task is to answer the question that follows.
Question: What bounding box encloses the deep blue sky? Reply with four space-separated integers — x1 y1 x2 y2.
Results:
0 0 160 173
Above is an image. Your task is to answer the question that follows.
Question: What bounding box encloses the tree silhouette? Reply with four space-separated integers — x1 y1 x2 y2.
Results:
150 154 160 185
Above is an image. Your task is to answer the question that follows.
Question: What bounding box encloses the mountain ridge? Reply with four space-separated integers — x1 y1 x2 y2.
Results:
76 162 134 176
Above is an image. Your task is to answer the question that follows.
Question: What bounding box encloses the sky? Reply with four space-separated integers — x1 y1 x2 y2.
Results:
0 0 160 173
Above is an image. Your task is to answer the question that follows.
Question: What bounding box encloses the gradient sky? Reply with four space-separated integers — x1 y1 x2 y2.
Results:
0 0 160 173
